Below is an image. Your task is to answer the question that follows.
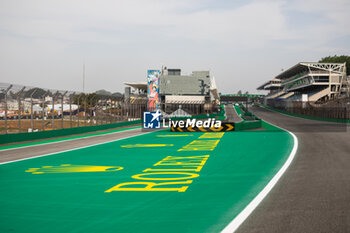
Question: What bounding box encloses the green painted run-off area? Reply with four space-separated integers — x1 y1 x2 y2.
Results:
0 126 294 233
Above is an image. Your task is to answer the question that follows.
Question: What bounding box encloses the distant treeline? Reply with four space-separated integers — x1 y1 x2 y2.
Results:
319 55 350 75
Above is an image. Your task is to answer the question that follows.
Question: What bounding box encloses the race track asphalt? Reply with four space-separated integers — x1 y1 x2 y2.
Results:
224 104 243 122
0 128 146 163
236 106 350 233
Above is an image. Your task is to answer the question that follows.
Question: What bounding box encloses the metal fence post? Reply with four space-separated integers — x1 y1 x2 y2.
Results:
109 99 112 124
41 91 48 131
30 89 37 131
69 92 75 128
77 94 82 127
61 91 67 129
89 96 94 126
52 91 59 130
3 85 13 134
17 87 25 133
84 95 87 126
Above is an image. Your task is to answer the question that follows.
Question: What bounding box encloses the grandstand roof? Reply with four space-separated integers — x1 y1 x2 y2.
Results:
124 82 147 91
276 62 346 80
257 80 271 90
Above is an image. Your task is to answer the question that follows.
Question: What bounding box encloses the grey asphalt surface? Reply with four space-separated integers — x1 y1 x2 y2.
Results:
0 127 147 163
225 104 243 122
236 106 350 233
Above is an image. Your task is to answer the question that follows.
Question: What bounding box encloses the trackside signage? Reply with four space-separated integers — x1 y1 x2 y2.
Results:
164 118 222 128
143 110 222 130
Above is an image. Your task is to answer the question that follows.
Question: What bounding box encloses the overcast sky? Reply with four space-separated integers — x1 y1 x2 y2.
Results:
1 0 349 94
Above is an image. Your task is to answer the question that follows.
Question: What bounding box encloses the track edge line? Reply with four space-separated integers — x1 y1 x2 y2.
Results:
0 130 153 165
221 120 298 233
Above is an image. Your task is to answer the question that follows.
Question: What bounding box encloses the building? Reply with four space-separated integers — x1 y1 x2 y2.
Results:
159 68 212 113
124 67 219 115
258 62 349 103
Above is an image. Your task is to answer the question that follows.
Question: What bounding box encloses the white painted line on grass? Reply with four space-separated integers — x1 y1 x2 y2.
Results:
0 130 154 165
232 104 244 123
221 120 298 233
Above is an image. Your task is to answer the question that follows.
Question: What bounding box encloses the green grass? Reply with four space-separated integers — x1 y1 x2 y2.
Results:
0 126 294 233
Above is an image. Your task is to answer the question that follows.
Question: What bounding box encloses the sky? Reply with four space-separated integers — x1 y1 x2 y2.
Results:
0 0 350 94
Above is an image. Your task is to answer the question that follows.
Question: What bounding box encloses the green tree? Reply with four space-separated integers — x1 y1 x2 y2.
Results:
319 55 350 75
24 88 47 98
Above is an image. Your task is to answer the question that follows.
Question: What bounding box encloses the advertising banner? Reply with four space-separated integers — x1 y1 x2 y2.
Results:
147 70 161 111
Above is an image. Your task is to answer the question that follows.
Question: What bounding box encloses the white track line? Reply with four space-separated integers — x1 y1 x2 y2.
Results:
232 104 244 123
221 119 299 233
0 130 153 165
0 127 141 152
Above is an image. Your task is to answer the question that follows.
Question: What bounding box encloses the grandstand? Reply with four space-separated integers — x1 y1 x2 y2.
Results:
258 62 349 103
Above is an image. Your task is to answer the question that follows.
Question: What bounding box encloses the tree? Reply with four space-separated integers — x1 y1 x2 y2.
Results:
319 55 350 75
95 89 112 96
237 90 242 95
24 88 47 98
112 92 123 97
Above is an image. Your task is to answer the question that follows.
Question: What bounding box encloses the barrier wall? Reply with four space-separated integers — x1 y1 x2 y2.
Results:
0 120 142 145
234 120 262 131
263 105 350 124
